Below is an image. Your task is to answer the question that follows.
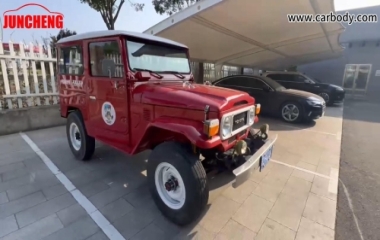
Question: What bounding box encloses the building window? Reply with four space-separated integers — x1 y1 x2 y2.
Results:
59 46 83 75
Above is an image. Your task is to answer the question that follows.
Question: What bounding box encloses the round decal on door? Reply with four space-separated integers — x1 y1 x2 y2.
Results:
102 102 116 125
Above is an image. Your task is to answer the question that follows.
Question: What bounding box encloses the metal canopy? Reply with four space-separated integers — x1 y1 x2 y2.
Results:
144 0 345 71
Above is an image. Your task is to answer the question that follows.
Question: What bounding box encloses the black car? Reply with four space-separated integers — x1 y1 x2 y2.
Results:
213 75 326 123
262 71 345 105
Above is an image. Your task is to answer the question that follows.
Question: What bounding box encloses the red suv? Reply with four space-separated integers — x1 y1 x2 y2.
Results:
56 30 277 225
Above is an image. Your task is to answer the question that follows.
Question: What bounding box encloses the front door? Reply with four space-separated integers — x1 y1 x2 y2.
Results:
289 74 318 93
233 76 275 114
343 64 371 93
85 37 130 149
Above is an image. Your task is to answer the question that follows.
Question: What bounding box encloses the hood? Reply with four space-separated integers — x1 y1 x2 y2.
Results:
328 84 344 91
281 89 324 101
133 81 254 111
314 82 343 91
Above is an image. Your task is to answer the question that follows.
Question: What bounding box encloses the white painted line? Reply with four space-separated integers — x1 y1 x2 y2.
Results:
328 168 339 194
275 123 338 136
340 179 365 240
271 159 331 180
336 131 342 140
20 133 125 240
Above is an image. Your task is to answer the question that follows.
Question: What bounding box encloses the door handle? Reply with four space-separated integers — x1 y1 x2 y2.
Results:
89 96 96 100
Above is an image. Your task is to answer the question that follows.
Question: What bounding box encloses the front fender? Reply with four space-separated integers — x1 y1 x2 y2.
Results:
134 116 222 153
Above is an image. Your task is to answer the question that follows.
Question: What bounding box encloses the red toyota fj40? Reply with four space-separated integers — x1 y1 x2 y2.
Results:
56 30 277 226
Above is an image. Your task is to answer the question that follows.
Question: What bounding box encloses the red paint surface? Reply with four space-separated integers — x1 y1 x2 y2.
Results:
57 34 257 155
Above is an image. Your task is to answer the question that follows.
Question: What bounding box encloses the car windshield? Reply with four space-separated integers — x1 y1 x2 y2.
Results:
261 76 286 91
307 76 320 83
126 40 191 74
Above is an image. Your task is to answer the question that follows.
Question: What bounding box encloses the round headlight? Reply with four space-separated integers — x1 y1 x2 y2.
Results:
248 107 255 124
222 116 232 137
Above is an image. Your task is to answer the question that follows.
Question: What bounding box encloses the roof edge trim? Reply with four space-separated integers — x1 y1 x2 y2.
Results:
143 0 225 35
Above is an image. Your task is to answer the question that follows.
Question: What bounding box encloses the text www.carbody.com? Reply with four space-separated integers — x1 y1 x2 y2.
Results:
288 11 378 25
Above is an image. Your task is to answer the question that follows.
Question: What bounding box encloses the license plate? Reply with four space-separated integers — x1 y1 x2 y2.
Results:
260 145 273 170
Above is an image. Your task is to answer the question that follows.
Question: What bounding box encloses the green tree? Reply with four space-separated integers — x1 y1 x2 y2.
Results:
78 0 144 30
152 0 201 15
50 29 77 57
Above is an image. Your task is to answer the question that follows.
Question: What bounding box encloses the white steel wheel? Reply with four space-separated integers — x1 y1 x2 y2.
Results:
318 92 330 104
69 123 81 151
282 103 300 122
154 162 186 210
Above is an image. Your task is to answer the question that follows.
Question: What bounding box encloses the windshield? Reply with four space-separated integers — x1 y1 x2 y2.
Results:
261 76 286 91
126 40 191 74
297 74 317 84
307 76 320 83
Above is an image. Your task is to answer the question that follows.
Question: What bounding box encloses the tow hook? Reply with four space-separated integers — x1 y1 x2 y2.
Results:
250 124 269 141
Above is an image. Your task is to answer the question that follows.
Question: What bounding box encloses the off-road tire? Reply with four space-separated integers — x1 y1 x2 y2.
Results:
147 141 209 226
66 111 95 161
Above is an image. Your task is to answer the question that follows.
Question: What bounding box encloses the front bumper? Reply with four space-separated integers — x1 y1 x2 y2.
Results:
331 91 345 103
305 105 325 120
232 134 278 188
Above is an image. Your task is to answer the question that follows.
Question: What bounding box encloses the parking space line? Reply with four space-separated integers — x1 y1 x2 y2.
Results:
340 179 365 240
271 159 331 179
336 131 342 140
20 132 125 240
275 123 338 136
328 168 339 194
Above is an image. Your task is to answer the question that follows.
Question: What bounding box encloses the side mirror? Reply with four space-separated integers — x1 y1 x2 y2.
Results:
262 85 271 92
134 71 151 81
305 79 314 84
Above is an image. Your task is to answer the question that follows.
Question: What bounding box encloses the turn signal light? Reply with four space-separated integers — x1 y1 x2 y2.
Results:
255 104 261 115
203 119 219 137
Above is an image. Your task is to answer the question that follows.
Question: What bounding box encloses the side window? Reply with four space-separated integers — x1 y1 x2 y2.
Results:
274 74 294 82
250 78 266 89
215 78 236 86
58 46 83 75
89 41 124 78
293 74 308 83
266 74 285 81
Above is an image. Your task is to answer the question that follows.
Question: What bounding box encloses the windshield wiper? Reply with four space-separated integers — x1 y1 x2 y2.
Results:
133 68 163 79
161 71 185 79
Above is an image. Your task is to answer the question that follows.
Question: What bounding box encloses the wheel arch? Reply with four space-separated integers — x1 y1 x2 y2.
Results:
131 117 217 155
61 106 81 118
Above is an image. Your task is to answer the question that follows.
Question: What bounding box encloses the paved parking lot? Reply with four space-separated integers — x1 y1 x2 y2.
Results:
0 106 343 240
336 99 380 240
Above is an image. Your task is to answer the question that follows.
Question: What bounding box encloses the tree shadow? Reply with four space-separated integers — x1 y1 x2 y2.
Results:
256 116 316 131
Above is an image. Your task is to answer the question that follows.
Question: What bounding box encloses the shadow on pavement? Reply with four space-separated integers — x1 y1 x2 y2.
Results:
343 99 380 123
257 116 316 131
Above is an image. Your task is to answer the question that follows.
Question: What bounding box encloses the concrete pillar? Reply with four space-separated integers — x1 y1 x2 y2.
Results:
252 68 261 76
214 64 223 81
196 62 204 84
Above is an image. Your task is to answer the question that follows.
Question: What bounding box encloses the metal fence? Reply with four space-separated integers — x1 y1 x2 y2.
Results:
0 41 248 110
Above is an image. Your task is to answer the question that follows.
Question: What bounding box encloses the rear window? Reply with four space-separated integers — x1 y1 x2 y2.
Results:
58 45 83 75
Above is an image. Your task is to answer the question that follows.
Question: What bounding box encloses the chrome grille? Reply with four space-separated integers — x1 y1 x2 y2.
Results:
232 111 248 131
